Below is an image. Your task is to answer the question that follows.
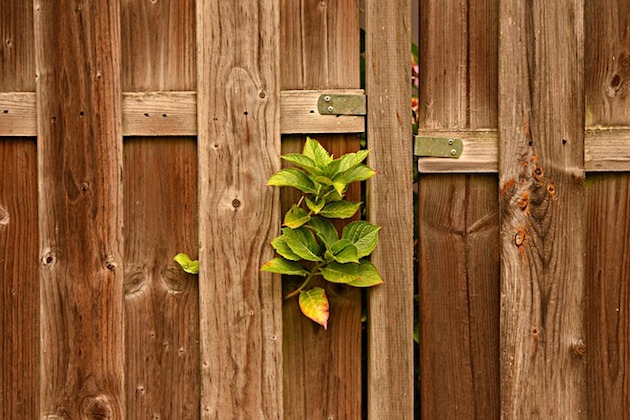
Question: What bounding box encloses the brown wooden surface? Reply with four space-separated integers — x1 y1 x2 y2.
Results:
280 0 362 418
585 0 630 417
121 0 199 418
0 0 35 92
35 1 125 417
365 0 414 418
0 140 38 419
499 1 586 418
418 0 501 418
197 0 283 417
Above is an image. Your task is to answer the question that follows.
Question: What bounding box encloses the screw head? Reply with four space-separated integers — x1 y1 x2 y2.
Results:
448 139 454 145
324 96 331 102
327 106 334 113
450 149 457 156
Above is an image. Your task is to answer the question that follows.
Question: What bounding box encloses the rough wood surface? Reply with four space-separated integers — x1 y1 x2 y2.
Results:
499 1 586 418
197 1 283 417
0 92 36 136
585 1 630 417
120 0 199 418
0 0 35 92
365 0 414 418
417 129 499 173
418 0 501 418
280 0 362 418
35 1 125 417
0 140 38 419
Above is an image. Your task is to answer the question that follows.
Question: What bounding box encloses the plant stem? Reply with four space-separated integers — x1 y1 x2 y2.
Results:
284 262 323 300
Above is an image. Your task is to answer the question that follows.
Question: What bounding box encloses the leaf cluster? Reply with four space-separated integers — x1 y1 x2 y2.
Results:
261 138 383 329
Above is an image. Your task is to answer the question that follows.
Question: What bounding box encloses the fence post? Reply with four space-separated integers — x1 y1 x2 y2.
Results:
196 0 283 417
35 1 125 417
499 1 586 417
366 0 415 418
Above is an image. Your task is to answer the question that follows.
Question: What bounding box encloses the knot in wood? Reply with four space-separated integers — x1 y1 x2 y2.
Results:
0 206 9 226
572 339 586 358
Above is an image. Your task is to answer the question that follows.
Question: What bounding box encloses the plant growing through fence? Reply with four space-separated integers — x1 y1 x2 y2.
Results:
260 137 383 328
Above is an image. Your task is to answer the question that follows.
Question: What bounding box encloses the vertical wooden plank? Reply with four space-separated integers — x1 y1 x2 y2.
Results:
499 1 586 418
0 140 38 419
585 1 630 417
120 1 199 418
196 1 283 417
418 0 501 418
366 0 414 418
280 1 362 418
0 2 37 418
35 1 124 417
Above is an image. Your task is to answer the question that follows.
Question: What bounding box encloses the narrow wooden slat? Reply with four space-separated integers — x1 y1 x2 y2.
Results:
0 92 36 136
499 1 586 417
0 140 38 419
280 1 362 418
417 129 499 173
280 90 365 134
123 91 197 136
35 1 125 417
418 0 501 418
197 1 282 417
586 128 630 172
0 0 35 92
366 0 414 418
585 0 630 417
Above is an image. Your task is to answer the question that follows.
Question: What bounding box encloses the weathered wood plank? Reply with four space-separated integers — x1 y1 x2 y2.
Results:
35 0 125 417
0 140 38 420
366 0 414 418
197 0 283 417
121 1 199 417
499 1 586 418
585 0 630 417
0 0 35 92
280 0 362 418
418 0 501 418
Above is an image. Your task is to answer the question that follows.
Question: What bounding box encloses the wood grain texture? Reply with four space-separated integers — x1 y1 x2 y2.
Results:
417 129 499 173
123 138 199 419
280 0 362 418
499 1 586 418
586 175 630 418
0 92 37 136
197 1 283 417
0 0 35 91
35 0 124 417
585 1 630 417
0 140 38 419
418 0 501 418
365 0 414 418
120 0 199 417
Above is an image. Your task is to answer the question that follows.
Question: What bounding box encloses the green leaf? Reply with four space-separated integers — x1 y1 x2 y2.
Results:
342 221 381 258
319 200 362 219
321 261 359 284
321 188 343 202
312 175 334 186
174 253 199 274
303 138 333 168
329 149 371 176
299 287 329 329
306 217 339 249
329 240 359 264
267 168 317 194
281 154 322 175
305 197 325 214
261 257 309 276
284 204 311 229
333 164 376 186
283 227 322 262
348 260 383 287
271 235 301 261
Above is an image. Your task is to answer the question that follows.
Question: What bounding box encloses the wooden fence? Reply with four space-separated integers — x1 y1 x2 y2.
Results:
0 0 629 419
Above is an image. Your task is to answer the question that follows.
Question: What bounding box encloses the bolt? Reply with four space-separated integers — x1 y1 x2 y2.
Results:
450 149 457 156
327 106 334 113
324 96 331 102
448 139 454 145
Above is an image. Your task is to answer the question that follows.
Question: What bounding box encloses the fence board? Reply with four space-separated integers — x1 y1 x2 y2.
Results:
121 0 199 418
365 0 414 418
0 0 35 92
418 0 501 418
0 140 38 419
197 1 283 417
499 1 586 417
585 0 630 417
280 0 362 418
35 1 124 417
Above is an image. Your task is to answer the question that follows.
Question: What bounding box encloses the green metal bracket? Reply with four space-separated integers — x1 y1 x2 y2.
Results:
414 136 464 158
317 94 367 116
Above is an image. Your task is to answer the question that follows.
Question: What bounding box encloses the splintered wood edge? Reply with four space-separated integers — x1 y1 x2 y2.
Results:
416 129 630 173
0 90 365 137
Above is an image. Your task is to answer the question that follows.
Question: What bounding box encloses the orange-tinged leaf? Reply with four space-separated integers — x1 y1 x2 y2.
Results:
299 287 329 329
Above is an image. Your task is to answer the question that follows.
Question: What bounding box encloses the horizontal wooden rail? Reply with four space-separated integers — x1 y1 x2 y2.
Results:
0 90 365 137
416 129 630 173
